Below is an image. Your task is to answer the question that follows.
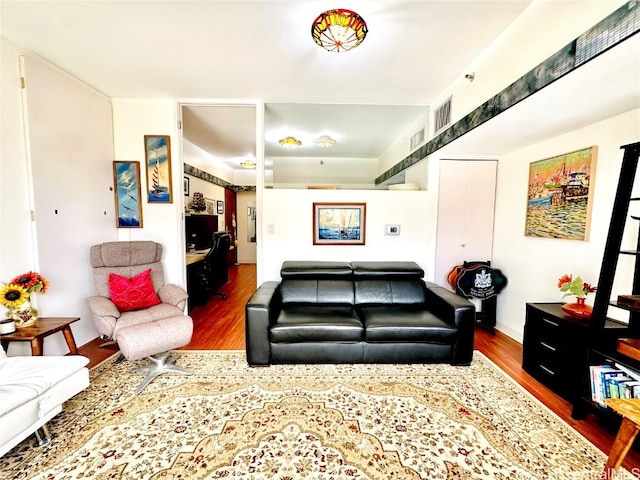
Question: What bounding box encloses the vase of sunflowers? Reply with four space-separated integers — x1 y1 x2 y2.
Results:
0 271 49 329
558 274 597 320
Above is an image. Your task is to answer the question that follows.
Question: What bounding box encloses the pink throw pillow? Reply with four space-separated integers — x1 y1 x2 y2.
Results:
108 268 161 312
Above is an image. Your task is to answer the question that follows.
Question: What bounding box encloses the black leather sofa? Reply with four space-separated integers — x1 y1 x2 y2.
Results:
245 261 475 366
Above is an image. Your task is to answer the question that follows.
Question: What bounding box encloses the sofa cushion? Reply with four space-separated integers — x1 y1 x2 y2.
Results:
272 306 363 342
0 355 89 416
281 261 353 279
351 261 424 279
359 306 457 343
355 279 426 305
281 279 354 305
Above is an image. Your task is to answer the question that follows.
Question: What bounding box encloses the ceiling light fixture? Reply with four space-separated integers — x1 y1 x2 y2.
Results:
278 136 302 148
240 160 256 169
315 135 337 148
311 9 368 52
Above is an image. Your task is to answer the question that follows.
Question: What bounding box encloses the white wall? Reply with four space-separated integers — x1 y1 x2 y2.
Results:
493 109 640 341
261 189 436 282
21 53 116 354
111 99 185 287
1 42 116 355
432 0 627 131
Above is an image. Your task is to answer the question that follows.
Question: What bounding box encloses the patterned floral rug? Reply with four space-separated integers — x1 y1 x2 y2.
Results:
3 351 632 479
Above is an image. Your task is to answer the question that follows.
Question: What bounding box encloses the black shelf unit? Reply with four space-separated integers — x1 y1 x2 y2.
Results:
572 142 640 422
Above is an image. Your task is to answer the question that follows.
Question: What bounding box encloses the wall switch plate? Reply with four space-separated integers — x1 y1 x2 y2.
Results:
385 224 400 236
267 223 275 234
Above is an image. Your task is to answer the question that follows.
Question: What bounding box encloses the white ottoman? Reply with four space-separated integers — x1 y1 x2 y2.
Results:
115 315 193 394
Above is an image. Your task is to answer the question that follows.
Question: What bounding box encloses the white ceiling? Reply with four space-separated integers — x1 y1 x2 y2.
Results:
0 0 531 171
2 1 638 177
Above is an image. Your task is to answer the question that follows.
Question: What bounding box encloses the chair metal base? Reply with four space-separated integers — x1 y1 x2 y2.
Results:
131 351 191 395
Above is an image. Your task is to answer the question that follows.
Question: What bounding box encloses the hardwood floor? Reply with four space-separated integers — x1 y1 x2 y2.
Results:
79 263 640 471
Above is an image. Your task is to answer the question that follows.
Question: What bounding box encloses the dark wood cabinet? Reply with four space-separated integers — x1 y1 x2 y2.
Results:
523 303 626 401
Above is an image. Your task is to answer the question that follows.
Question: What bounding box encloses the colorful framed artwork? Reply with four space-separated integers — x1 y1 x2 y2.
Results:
113 161 143 228
183 176 189 196
525 146 597 240
313 202 366 245
217 200 224 215
144 135 173 203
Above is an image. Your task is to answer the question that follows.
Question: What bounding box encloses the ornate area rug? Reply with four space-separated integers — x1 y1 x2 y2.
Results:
3 351 632 479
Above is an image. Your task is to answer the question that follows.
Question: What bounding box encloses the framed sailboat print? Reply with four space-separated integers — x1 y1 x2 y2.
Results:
313 202 366 245
113 161 143 228
144 135 173 203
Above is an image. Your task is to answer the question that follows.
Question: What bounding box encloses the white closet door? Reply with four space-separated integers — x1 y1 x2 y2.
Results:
435 159 497 289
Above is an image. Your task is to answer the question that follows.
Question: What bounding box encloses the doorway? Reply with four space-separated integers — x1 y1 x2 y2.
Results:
180 102 259 308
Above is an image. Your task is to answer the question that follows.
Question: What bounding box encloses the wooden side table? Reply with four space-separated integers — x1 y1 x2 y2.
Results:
0 317 80 356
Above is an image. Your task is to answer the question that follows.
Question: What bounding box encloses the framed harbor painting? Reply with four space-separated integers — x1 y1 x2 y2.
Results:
525 146 597 240
313 202 366 245
113 161 143 228
144 135 173 203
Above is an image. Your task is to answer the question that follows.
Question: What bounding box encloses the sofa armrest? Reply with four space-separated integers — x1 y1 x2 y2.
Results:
158 283 188 311
424 282 476 365
86 295 120 338
245 281 281 366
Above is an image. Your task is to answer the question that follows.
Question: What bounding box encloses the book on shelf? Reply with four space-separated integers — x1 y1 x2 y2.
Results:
590 363 640 405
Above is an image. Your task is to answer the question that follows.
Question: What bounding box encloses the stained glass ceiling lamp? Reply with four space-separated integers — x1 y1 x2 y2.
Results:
278 136 302 148
315 135 337 148
311 9 368 52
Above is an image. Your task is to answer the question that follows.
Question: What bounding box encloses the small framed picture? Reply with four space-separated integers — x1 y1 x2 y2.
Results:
205 197 215 215
144 135 173 203
217 200 224 215
113 161 143 228
183 176 189 196
313 202 366 245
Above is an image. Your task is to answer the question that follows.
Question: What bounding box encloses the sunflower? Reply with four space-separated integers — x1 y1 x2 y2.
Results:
11 272 38 290
9 271 49 293
0 284 29 308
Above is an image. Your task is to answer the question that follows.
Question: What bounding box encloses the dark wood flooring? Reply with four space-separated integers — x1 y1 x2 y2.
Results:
79 263 640 471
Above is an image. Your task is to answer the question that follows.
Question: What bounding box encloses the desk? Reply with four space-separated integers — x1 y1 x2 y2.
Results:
0 317 80 356
186 248 210 266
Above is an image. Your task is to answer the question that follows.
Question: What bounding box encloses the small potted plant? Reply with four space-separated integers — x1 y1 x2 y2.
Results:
558 274 596 319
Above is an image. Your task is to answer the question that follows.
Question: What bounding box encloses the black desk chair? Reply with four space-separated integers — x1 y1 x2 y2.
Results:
196 232 231 300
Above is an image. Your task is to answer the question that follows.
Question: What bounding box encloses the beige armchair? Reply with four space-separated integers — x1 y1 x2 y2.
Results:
86 241 193 394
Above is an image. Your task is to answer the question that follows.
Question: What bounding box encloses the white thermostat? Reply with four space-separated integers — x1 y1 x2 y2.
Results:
385 224 401 236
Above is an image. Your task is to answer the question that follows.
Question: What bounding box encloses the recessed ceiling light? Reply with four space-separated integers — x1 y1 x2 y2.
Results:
278 136 302 148
315 135 337 148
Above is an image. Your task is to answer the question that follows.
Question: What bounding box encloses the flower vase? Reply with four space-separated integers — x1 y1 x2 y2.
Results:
561 297 592 320
10 301 38 329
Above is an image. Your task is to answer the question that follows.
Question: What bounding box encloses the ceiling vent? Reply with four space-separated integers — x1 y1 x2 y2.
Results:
434 96 452 134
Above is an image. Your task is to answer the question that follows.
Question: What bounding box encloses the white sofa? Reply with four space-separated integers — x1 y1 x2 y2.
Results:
0 346 90 457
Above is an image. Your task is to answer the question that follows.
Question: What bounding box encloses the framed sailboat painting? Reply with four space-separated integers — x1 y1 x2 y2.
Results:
144 135 173 203
313 202 366 245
